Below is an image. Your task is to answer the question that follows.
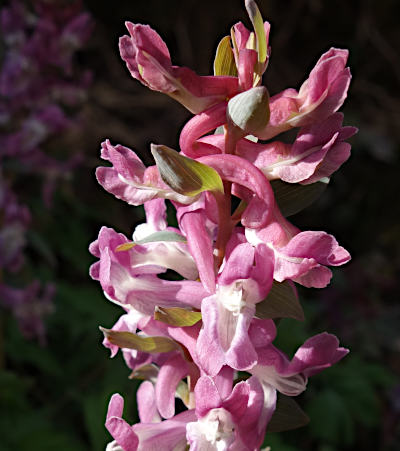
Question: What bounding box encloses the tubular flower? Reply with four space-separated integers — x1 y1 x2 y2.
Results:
245 204 351 288
258 48 352 140
119 22 238 114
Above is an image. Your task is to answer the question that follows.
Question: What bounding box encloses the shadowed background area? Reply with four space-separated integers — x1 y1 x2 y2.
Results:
0 0 399 449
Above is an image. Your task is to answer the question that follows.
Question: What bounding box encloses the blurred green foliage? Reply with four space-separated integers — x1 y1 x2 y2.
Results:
0 184 140 449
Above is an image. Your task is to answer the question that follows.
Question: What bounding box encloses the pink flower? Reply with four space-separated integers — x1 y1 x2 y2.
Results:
173 153 275 292
259 48 351 139
193 111 357 184
235 112 358 184
196 234 275 376
96 140 196 206
133 199 199 281
89 226 206 315
102 314 201 420
106 394 139 451
187 375 275 450
230 20 271 90
246 205 350 288
119 23 238 114
106 390 196 451
251 332 349 396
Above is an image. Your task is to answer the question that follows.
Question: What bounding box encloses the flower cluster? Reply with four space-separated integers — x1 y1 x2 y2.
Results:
0 0 92 342
92 1 356 449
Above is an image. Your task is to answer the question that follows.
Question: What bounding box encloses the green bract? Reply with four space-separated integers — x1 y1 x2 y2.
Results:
214 36 238 77
227 86 270 136
116 231 187 252
151 144 224 196
271 178 329 217
99 327 179 353
245 0 267 65
154 306 202 327
267 395 310 433
256 280 304 321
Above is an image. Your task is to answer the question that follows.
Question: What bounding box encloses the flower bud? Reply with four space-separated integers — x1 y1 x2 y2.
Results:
151 144 223 196
227 86 270 136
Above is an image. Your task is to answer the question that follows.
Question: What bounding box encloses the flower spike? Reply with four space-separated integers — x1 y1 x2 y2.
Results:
93 2 355 449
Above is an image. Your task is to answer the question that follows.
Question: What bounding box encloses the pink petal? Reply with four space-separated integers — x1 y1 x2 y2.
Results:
213 366 235 399
132 410 195 449
143 198 167 231
168 322 202 364
137 381 160 423
301 141 351 184
222 380 250 422
294 265 333 288
105 394 138 451
237 377 275 449
197 294 259 375
299 48 349 107
282 231 350 266
252 348 308 396
173 67 238 100
194 376 222 418
288 332 349 377
237 48 257 91
248 318 277 349
232 22 251 54
156 354 189 419
225 306 258 371
274 134 337 183
251 243 275 300
120 23 173 91
96 140 159 206
178 208 216 294
196 296 226 376
218 242 255 286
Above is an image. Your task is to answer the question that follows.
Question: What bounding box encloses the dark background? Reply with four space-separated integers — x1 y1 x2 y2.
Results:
1 0 399 449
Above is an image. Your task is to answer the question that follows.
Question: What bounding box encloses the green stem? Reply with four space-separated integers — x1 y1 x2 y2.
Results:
231 200 247 224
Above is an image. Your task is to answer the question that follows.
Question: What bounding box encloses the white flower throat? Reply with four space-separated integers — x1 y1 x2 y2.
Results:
199 408 235 450
218 281 247 316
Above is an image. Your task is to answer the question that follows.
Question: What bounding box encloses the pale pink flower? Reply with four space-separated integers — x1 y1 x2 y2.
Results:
230 20 271 90
259 48 351 139
250 332 349 396
246 205 350 288
106 391 196 451
89 226 206 315
202 112 357 184
196 232 274 376
119 23 238 114
96 140 196 206
187 375 275 450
